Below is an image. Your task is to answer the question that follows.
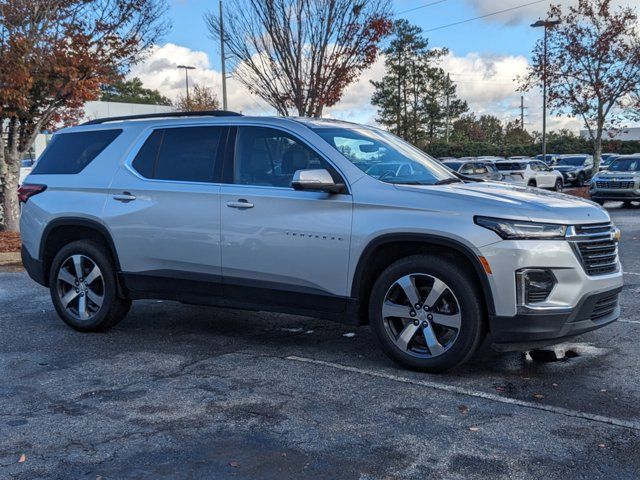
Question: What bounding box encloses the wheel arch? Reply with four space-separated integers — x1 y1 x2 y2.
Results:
40 217 121 289
350 234 496 325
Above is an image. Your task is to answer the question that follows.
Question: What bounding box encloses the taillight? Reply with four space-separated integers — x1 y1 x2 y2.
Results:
18 184 47 203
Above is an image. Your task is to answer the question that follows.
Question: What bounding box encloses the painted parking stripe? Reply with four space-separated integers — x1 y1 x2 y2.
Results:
619 319 640 325
625 272 640 276
287 355 640 431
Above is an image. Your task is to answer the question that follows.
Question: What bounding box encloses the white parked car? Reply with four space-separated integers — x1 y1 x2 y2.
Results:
20 158 35 185
495 159 564 191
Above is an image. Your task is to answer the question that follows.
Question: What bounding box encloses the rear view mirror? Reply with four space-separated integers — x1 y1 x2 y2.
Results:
292 169 345 194
359 144 379 153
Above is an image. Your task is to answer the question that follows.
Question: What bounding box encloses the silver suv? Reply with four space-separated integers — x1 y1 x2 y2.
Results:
19 112 623 372
590 155 640 207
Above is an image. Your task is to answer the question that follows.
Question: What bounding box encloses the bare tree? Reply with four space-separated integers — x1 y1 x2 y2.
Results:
0 0 168 231
175 85 221 111
520 0 640 169
205 0 392 117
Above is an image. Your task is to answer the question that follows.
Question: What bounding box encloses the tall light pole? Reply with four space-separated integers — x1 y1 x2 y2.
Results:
177 65 196 106
219 0 228 110
531 19 561 163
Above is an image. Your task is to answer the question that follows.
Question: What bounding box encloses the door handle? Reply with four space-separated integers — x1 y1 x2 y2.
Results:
226 199 254 209
113 192 136 203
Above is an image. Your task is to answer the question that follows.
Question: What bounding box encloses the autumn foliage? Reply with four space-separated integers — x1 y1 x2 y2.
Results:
0 0 168 231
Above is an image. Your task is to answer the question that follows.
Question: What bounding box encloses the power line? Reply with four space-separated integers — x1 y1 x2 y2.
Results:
422 0 550 32
396 0 450 15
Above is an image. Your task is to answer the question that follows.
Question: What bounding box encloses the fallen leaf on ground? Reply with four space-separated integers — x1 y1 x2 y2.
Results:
495 386 506 392
600 389 607 393
469 427 479 432
229 461 240 468
458 405 469 415
597 444 606 448
342 332 356 338
18 454 26 463
533 393 544 399
552 383 558 387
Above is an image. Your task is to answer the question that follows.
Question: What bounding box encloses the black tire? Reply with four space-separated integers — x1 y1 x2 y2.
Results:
528 180 537 188
48 240 131 332
623 201 635 208
554 178 563 192
594 199 605 206
576 172 586 186
369 254 486 373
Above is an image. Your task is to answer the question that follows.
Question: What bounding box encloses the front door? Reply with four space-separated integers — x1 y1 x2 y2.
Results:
220 126 353 313
103 125 226 299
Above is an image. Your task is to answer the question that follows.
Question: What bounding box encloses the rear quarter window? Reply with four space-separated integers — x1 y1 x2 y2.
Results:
31 129 122 174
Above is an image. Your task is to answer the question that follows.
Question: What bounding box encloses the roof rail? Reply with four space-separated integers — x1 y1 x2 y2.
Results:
81 110 243 126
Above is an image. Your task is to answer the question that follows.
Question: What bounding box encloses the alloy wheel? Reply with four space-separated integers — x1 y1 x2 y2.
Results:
382 273 462 358
56 254 105 321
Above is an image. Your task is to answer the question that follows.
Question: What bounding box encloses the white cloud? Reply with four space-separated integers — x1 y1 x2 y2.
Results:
130 43 584 133
129 43 274 115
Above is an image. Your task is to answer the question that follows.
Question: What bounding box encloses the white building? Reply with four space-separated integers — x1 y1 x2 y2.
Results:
580 127 640 142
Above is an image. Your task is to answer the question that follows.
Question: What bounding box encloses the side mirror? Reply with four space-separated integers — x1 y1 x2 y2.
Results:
292 169 345 194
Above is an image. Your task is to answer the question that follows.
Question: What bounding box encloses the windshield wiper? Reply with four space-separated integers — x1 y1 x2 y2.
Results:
435 178 463 185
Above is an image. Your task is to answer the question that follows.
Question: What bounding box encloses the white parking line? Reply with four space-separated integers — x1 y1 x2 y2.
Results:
619 319 640 325
286 355 640 431
625 272 640 276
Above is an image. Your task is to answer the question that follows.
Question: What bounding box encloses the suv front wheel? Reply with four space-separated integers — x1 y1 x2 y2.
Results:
369 254 486 373
49 240 131 332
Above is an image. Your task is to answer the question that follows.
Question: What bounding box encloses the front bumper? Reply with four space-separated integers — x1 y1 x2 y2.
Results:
590 190 640 202
479 238 623 350
490 286 621 351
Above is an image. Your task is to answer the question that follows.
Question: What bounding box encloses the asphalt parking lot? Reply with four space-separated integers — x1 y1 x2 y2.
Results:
1 204 640 480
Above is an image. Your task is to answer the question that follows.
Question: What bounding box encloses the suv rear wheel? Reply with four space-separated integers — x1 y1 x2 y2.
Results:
369 255 486 373
49 240 131 332
554 178 563 192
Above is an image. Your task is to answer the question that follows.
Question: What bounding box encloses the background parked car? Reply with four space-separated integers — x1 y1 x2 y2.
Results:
590 154 640 207
535 153 561 166
552 154 594 186
599 154 620 171
495 159 564 191
20 157 35 185
442 159 503 181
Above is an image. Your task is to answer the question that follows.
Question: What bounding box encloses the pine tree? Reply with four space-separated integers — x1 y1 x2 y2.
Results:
371 20 467 146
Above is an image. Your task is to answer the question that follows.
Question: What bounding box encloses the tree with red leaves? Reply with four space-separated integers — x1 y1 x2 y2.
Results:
206 0 392 117
0 0 168 231
521 0 640 170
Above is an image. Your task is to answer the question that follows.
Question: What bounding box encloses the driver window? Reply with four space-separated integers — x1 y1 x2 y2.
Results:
459 163 475 175
234 126 328 188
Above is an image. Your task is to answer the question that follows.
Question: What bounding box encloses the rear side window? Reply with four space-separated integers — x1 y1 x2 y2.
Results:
132 127 223 183
32 129 122 174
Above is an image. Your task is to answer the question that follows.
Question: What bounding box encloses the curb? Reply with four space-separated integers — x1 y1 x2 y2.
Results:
0 252 22 266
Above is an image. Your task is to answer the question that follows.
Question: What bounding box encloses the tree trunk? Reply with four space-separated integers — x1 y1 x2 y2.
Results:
1 150 21 232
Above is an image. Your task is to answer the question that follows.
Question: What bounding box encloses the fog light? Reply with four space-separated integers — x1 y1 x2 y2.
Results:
516 269 556 307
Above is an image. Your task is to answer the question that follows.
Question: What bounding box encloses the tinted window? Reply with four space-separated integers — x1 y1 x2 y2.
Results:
495 162 525 171
234 126 331 188
32 129 122 174
556 156 586 166
459 163 475 175
132 127 223 182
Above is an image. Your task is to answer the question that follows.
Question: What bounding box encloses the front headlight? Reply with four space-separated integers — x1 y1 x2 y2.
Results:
566 171 576 178
475 216 567 240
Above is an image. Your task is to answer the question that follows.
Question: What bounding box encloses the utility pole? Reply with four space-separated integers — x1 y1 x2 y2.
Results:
219 0 228 110
531 19 561 162
445 73 451 143
177 65 196 105
520 95 526 130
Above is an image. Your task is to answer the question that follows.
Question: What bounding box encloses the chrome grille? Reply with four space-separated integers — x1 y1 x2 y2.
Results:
567 222 619 276
590 293 619 321
595 180 635 189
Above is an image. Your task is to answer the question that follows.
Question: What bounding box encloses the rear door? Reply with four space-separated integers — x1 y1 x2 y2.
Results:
103 125 226 298
219 125 353 313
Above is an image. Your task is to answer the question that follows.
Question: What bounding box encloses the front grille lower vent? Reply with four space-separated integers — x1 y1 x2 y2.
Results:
591 293 619 321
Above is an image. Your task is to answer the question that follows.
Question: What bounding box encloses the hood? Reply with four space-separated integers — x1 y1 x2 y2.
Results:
394 181 610 224
553 165 579 172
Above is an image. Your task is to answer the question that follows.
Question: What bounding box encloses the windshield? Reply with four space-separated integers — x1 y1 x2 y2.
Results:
311 126 458 185
556 156 585 166
608 158 640 172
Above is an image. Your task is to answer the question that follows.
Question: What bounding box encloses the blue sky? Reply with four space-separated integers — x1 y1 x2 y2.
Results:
166 0 544 70
130 1 637 132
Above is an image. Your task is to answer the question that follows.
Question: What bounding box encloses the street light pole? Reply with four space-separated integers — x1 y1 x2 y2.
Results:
219 0 228 110
177 65 196 105
531 19 560 163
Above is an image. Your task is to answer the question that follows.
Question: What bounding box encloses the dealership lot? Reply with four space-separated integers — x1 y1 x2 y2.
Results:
1 205 639 479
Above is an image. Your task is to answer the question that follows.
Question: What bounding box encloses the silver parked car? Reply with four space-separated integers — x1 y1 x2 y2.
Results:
590 155 640 207
19 112 623 372
442 159 503 182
